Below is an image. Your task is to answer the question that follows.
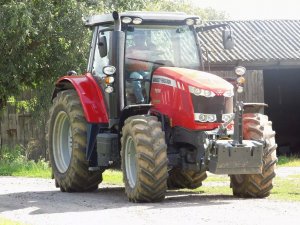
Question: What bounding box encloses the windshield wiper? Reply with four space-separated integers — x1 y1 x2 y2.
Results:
126 57 166 65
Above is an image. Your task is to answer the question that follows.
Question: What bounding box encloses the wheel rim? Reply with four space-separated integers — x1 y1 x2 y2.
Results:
53 111 72 173
125 136 137 188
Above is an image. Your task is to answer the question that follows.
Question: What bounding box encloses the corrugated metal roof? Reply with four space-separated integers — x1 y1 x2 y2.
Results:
199 20 300 67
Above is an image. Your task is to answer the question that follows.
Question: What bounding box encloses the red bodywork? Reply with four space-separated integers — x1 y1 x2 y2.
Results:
150 67 233 130
55 73 109 123
54 68 233 130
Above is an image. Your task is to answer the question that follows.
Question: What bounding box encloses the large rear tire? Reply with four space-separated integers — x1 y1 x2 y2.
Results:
230 113 277 198
167 168 207 189
47 90 103 192
121 115 168 202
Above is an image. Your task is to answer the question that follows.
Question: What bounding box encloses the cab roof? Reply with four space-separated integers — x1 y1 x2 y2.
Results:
85 11 200 27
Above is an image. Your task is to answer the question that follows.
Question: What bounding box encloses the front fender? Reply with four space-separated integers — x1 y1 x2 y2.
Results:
52 73 109 123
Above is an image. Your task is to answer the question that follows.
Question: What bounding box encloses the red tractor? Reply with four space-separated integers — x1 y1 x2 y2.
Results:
47 11 277 202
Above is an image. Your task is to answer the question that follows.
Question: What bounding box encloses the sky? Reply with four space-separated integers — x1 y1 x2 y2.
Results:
191 0 300 20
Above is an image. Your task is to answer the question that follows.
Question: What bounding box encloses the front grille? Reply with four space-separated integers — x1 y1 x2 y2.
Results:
191 95 233 122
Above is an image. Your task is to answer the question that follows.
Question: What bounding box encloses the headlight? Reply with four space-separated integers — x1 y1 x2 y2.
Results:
132 17 143 24
104 76 115 84
103 66 116 75
222 113 234 122
105 86 114 93
195 19 202 25
234 66 246 76
195 113 217 122
185 18 195 26
189 86 215 98
207 114 217 122
237 86 244 93
237 76 245 84
199 113 206 122
204 90 215 98
193 87 203 96
121 17 132 24
223 89 234 97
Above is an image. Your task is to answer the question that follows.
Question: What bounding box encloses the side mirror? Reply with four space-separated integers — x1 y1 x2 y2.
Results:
222 29 235 50
98 35 108 58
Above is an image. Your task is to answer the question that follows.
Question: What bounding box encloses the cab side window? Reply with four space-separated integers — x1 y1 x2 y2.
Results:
92 30 111 78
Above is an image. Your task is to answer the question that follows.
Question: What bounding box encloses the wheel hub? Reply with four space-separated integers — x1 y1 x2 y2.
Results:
125 136 137 188
52 111 72 173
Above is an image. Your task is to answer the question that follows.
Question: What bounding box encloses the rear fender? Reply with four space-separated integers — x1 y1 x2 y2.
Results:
52 73 109 123
52 74 109 166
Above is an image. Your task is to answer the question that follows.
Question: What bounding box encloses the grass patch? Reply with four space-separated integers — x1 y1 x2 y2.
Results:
0 146 51 178
0 216 29 225
102 169 123 184
206 174 228 182
270 174 300 201
0 159 51 178
277 155 300 167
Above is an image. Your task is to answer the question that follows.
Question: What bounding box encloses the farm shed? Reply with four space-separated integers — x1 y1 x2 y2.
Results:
200 20 300 155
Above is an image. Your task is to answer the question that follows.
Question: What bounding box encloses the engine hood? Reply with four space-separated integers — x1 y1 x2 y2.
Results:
154 67 233 93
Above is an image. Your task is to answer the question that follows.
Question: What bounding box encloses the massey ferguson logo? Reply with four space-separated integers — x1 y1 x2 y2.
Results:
153 77 171 85
152 75 177 88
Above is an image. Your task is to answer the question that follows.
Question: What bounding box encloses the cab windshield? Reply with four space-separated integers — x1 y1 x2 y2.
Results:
125 25 201 70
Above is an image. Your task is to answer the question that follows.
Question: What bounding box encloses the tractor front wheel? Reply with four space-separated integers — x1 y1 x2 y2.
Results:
47 90 103 192
121 115 168 202
230 113 277 198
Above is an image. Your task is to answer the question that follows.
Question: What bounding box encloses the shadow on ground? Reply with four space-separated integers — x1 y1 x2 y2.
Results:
0 185 238 215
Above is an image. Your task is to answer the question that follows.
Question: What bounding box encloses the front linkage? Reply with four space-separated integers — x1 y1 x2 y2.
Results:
208 101 264 175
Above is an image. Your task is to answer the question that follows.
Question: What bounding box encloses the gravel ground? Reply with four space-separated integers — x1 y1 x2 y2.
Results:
0 167 299 225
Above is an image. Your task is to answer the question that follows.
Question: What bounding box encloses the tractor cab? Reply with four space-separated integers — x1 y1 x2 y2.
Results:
86 11 233 125
89 12 202 105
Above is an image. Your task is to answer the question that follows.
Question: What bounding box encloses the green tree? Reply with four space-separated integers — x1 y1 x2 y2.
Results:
0 0 92 109
0 0 226 109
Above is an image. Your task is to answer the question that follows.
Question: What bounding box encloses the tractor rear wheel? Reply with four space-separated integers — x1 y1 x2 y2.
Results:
47 90 103 192
230 113 277 198
121 115 168 202
167 168 207 189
